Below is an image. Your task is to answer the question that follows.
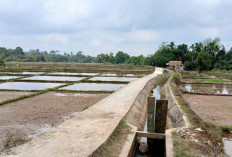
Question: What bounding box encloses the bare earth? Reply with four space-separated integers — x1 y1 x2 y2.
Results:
183 94 232 126
0 91 34 102
0 92 109 150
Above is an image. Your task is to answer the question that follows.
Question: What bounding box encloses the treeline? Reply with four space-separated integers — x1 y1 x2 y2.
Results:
0 38 232 71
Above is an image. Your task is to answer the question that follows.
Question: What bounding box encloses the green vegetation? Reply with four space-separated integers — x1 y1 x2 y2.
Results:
93 120 132 157
220 125 232 132
195 78 230 83
3 133 14 149
83 106 89 111
1 38 232 71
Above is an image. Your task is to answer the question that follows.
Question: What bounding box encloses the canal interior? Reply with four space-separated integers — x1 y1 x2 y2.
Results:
135 86 163 157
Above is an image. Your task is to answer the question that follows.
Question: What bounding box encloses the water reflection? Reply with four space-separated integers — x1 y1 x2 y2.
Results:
48 72 98 76
21 76 85 82
0 82 64 91
89 76 137 82
182 84 231 95
60 83 125 91
0 76 20 80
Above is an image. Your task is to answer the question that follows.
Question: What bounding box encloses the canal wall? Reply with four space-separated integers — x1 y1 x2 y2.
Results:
5 68 164 157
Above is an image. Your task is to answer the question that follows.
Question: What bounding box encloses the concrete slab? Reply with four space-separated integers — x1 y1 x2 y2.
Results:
5 68 163 157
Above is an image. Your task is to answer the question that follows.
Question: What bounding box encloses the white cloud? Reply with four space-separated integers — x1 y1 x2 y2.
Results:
0 0 231 55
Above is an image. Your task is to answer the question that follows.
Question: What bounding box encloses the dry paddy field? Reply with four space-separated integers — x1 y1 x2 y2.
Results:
0 62 153 153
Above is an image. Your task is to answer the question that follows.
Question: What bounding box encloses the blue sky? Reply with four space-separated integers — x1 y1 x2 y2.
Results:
0 0 231 56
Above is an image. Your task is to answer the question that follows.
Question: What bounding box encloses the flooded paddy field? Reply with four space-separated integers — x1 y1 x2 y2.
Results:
101 73 145 77
0 82 64 91
89 76 138 82
60 82 125 92
0 91 110 151
0 91 34 102
0 76 21 80
47 72 99 76
21 76 86 82
179 83 232 95
183 94 232 126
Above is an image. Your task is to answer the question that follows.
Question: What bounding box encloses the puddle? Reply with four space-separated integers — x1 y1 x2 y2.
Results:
21 76 85 82
181 84 232 95
89 76 137 82
59 83 125 91
0 76 20 80
48 72 98 76
74 93 99 97
223 138 232 157
10 72 44 75
0 82 64 91
28 124 52 140
54 93 67 96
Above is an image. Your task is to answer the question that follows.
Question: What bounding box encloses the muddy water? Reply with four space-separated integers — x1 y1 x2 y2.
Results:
223 138 232 157
0 76 20 80
10 72 44 75
180 84 232 95
89 76 137 82
21 76 85 82
48 72 98 76
0 82 64 91
59 83 125 91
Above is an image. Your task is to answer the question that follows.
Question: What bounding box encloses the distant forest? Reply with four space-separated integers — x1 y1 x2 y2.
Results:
0 38 232 71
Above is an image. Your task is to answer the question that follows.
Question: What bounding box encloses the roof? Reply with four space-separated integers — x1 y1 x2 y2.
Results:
168 61 182 66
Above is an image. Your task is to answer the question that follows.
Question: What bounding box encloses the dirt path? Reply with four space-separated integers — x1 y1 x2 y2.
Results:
0 92 109 151
183 94 232 126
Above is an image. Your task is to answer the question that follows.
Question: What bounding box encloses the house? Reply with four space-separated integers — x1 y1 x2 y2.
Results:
167 61 184 71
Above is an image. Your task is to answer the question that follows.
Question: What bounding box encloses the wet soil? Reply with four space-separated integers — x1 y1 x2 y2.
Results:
0 92 109 151
183 94 232 126
0 91 34 102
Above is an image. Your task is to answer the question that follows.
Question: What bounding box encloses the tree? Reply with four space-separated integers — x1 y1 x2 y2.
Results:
195 51 211 72
115 51 130 64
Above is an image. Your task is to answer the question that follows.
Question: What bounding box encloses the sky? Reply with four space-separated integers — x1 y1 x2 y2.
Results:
0 0 231 56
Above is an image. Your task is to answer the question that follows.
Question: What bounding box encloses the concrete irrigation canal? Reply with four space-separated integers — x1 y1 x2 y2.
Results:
1 68 174 157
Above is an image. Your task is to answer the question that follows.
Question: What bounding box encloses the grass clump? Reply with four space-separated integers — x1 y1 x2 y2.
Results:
83 106 89 111
3 134 14 149
219 125 232 132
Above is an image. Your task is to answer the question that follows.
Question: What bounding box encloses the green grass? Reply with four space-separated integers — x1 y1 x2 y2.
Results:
195 78 230 83
83 106 89 110
3 133 14 149
219 125 232 132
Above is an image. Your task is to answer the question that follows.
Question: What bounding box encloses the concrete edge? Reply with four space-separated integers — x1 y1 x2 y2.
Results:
119 123 137 157
165 129 175 157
